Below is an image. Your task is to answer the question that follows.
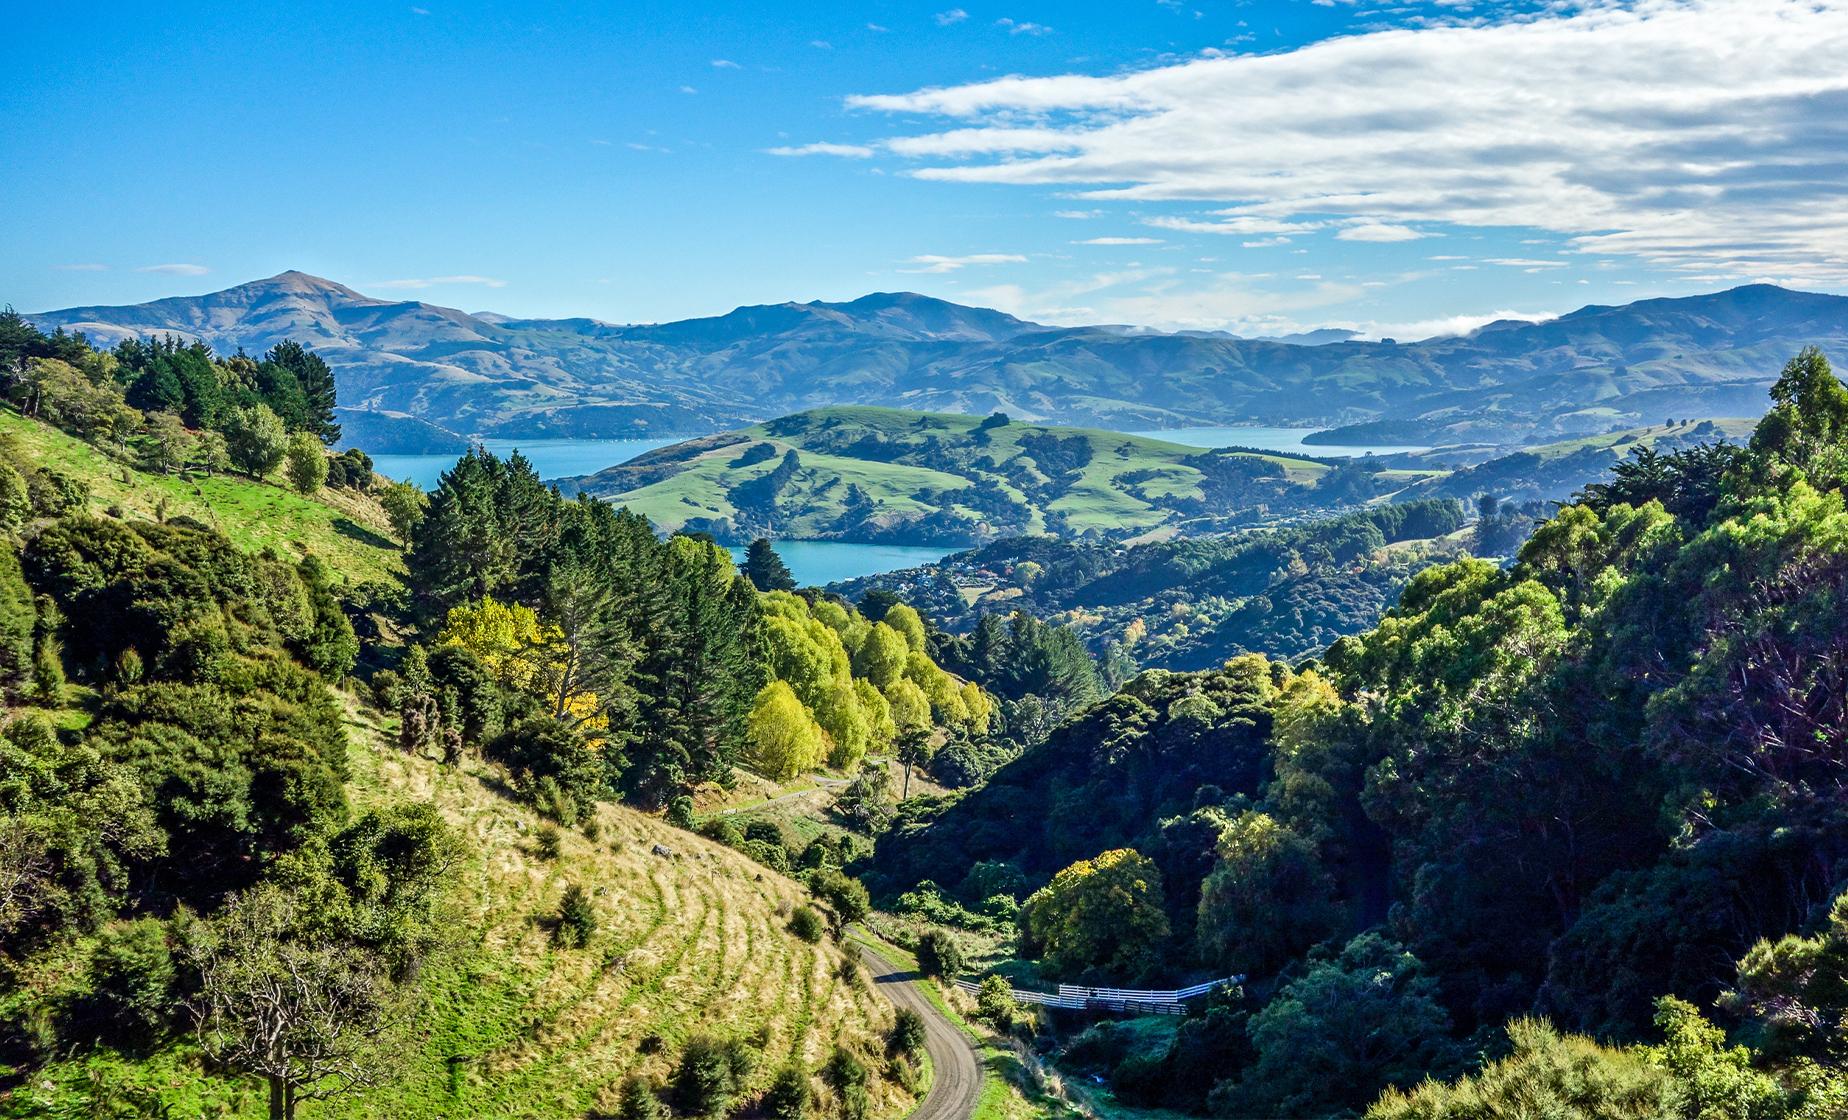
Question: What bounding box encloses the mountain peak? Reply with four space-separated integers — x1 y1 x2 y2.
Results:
244 270 370 300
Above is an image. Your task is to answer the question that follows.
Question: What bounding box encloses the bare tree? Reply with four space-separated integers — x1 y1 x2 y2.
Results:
187 884 404 1120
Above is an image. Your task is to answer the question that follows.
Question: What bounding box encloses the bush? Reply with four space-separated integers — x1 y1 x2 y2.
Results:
808 868 871 926
283 431 328 493
889 1008 926 1058
554 884 596 948
916 928 964 980
699 817 745 848
743 818 790 850
788 906 825 943
535 823 562 860
762 1064 810 1120
823 1047 870 1120
669 1035 758 1117
976 975 1018 1030
616 1076 664 1120
666 795 696 830
65 919 176 1052
743 838 792 874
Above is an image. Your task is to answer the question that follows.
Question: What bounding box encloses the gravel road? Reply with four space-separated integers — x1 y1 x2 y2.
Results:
856 943 983 1120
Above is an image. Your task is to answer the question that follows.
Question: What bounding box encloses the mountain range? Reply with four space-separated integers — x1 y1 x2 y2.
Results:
28 272 1848 451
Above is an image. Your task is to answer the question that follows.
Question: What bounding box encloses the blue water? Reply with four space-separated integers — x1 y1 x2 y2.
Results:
727 541 957 588
1132 426 1430 457
368 437 680 490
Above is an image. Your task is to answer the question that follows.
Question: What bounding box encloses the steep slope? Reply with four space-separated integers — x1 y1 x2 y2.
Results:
0 406 403 584
30 276 1848 447
17 714 917 1120
559 406 1333 543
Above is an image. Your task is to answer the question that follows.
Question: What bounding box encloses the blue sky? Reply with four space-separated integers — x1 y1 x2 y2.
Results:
5 0 1846 338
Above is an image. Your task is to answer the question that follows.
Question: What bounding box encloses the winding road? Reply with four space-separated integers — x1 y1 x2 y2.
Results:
856 943 983 1120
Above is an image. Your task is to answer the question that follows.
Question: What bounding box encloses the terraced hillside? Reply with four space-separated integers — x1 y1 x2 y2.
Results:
561 406 1332 543
16 708 917 1120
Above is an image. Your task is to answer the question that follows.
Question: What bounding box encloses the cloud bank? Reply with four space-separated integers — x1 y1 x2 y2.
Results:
845 0 1848 282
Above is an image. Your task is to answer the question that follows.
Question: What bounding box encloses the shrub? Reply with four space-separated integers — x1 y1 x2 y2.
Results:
916 928 964 980
743 838 792 874
762 1064 810 1120
788 906 825 943
823 1047 870 1120
976 975 1018 1030
65 918 176 1052
535 823 562 860
808 868 871 927
283 431 328 493
669 1035 758 1117
743 818 790 850
698 817 744 848
554 884 596 948
889 1008 926 1058
666 795 696 830
616 1076 664 1120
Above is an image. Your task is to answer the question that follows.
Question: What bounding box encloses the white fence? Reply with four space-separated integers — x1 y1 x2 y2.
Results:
951 975 1241 1017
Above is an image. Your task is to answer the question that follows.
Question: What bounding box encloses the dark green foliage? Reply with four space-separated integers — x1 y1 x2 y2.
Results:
669 1035 758 1117
534 823 562 860
1212 934 1458 1119
807 867 870 926
742 536 796 591
616 1077 664 1120
0 546 33 700
888 1008 925 1058
484 717 606 825
822 1046 869 1120
787 905 824 943
255 340 341 446
915 928 963 980
293 556 358 680
426 644 504 746
665 795 696 830
554 884 596 948
761 1064 810 1120
63 918 176 1052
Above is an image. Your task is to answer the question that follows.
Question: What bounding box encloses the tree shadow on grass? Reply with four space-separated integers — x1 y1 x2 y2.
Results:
334 516 398 549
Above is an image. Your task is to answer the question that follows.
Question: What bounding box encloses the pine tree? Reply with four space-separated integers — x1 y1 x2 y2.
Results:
742 537 796 592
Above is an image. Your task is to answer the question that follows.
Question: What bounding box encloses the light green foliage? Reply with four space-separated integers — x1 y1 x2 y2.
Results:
0 461 29 534
380 480 427 543
883 676 931 734
1020 848 1170 980
851 622 908 688
0 545 33 698
1369 1017 1666 1120
284 430 328 494
884 603 926 652
224 402 289 478
747 680 829 781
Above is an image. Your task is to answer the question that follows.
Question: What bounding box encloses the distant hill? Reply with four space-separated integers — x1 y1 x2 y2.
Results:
558 406 1341 544
30 274 1848 449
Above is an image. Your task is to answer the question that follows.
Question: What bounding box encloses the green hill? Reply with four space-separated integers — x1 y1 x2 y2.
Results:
561 406 1333 543
0 406 402 586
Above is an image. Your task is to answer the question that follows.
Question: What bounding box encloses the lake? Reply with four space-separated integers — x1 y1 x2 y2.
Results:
369 436 681 490
726 540 957 588
1132 426 1430 457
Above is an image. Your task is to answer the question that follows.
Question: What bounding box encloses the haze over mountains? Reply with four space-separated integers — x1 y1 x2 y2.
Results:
29 272 1848 451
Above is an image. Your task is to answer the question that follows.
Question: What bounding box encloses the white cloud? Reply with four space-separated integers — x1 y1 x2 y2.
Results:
996 18 1053 35
53 263 108 271
710 59 740 69
137 263 209 276
935 8 968 26
1055 209 1101 219
847 0 1848 282
900 253 1028 274
1075 236 1164 245
1483 257 1569 269
867 23 890 32
765 142 876 158
679 85 698 94
1336 222 1428 243
810 40 832 49
371 275 507 290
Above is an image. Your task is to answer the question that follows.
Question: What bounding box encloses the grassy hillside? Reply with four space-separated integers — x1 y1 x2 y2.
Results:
0 406 402 585
1405 416 1757 504
13 704 915 1120
565 406 1332 543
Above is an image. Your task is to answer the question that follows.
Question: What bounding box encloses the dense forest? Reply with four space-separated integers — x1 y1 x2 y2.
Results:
866 349 1848 1117
837 498 1475 671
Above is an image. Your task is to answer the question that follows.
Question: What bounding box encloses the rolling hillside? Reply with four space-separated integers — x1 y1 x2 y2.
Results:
558 406 1333 543
16 708 917 1120
0 405 403 585
28 274 1848 448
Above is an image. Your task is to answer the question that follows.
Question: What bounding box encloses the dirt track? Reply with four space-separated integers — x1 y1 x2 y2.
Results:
857 943 983 1120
